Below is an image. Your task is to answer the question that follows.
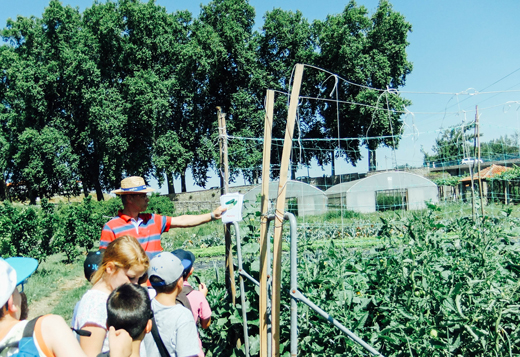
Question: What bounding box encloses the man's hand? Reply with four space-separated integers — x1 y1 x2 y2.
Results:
108 326 132 357
199 282 208 297
212 206 227 220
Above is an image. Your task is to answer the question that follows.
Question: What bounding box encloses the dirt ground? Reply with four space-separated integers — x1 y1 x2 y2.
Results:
27 275 85 320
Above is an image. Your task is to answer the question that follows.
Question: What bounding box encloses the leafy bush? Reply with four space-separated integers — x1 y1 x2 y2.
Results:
325 209 361 220
146 193 175 215
0 197 109 262
93 197 123 220
53 196 102 263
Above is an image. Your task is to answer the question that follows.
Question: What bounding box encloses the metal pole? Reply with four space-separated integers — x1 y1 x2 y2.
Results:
284 213 298 357
266 215 275 357
232 221 250 357
290 290 385 357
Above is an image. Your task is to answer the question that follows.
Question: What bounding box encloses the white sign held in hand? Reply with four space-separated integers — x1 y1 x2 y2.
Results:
220 193 244 223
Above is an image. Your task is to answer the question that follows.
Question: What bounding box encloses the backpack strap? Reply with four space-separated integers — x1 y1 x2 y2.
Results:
32 315 53 357
0 316 51 357
150 317 169 357
175 285 194 312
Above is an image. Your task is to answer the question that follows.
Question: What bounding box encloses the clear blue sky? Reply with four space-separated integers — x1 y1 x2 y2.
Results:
2 0 520 192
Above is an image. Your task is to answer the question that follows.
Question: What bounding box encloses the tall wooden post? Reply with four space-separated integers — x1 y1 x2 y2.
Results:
476 106 485 217
259 90 275 357
217 107 236 305
271 64 304 357
471 114 478 220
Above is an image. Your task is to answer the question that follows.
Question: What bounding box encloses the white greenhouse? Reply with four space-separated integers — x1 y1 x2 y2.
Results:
243 180 327 217
325 171 438 213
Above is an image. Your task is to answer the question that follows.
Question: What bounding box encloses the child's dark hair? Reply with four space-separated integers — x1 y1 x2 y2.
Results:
149 275 178 294
107 283 152 339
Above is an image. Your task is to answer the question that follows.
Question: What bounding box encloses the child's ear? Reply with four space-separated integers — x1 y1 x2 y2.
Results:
177 278 184 290
7 295 18 314
145 319 152 334
189 267 194 276
106 262 116 274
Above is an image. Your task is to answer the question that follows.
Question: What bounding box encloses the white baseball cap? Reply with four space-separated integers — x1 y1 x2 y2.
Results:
0 257 38 306
148 252 184 287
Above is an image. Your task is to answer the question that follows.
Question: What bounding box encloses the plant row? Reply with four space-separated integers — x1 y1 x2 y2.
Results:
201 205 520 356
0 194 175 262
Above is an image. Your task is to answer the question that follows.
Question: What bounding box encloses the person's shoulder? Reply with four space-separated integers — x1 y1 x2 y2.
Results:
39 314 68 330
75 290 109 312
0 320 27 344
187 289 209 304
104 213 127 226
174 304 196 322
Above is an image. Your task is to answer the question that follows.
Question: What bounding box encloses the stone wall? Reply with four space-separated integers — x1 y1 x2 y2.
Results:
168 185 252 213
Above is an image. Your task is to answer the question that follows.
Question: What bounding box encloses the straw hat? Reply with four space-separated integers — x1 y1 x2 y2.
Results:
111 176 155 195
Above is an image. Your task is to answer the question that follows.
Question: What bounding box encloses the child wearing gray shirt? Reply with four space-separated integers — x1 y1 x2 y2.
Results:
144 252 199 357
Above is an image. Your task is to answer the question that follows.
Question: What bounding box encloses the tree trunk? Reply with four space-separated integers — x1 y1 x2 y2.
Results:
167 172 175 194
83 184 89 198
29 190 37 205
181 172 187 193
291 163 296 180
368 148 377 172
331 150 336 176
0 178 5 201
95 180 104 201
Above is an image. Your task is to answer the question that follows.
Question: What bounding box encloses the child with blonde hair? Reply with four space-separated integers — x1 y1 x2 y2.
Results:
72 235 149 357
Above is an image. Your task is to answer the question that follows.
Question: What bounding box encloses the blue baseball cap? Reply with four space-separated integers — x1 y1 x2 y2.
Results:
1 257 38 306
172 249 195 276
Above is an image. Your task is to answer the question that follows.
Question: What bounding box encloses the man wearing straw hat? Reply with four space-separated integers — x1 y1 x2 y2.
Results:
100 176 226 258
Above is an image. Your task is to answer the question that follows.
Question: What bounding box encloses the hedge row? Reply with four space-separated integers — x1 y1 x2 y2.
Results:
0 194 175 262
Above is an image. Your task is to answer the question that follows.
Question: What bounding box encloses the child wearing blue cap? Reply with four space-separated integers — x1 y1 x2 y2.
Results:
172 249 212 357
144 252 199 357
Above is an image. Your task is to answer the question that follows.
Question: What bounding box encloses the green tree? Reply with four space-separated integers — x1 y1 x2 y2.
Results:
480 134 520 161
313 0 412 172
421 122 476 165
255 8 318 180
11 127 80 203
195 0 260 186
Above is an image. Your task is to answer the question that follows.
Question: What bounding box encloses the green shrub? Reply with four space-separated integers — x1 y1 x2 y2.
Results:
93 196 123 220
325 209 361 220
53 196 102 263
146 193 175 215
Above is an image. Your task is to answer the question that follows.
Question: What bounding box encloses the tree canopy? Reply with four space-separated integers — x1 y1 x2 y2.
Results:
0 0 413 201
422 122 477 166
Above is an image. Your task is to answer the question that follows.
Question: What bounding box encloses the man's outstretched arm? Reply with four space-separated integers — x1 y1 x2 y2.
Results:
170 206 227 228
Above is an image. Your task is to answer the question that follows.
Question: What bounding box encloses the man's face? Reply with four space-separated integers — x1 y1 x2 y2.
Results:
128 193 149 212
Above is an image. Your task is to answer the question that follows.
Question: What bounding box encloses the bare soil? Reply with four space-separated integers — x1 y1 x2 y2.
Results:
27 275 85 320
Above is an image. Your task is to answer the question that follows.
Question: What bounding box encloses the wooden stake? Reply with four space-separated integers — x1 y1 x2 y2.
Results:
217 107 236 305
476 106 485 217
271 64 304 357
471 115 477 221
259 90 275 357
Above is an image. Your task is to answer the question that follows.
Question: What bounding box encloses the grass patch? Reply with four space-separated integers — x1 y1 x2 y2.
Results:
52 281 90 324
24 253 84 306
